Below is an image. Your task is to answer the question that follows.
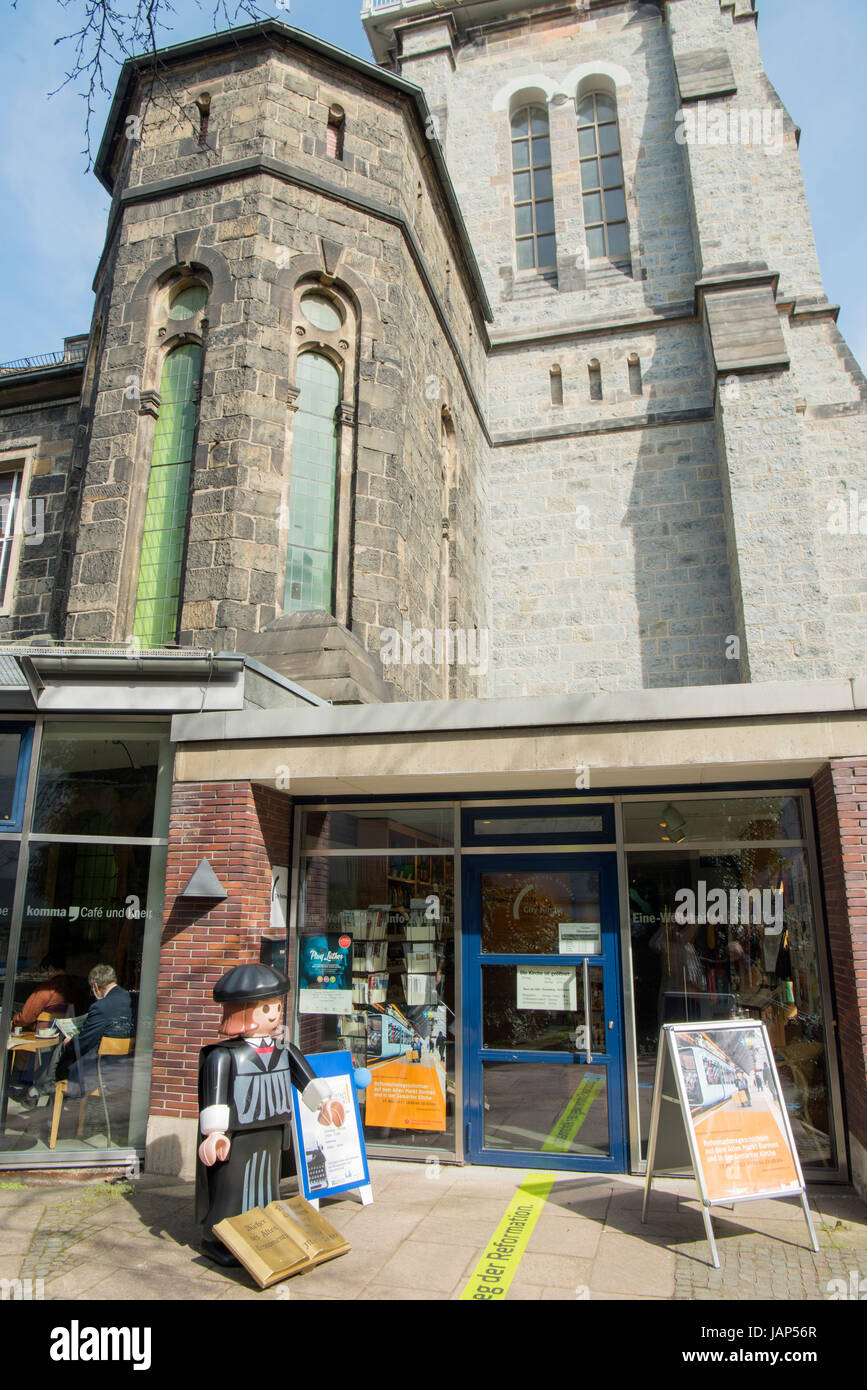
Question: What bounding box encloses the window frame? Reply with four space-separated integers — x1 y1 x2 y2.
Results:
0 723 35 833
577 90 630 265
510 104 557 274
283 347 343 616
0 449 37 619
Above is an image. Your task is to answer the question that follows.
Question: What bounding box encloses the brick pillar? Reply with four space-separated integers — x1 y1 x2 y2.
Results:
813 761 867 1197
145 780 290 1176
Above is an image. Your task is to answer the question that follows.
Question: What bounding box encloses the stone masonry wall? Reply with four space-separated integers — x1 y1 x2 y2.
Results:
397 0 867 693
66 35 490 701
0 401 81 640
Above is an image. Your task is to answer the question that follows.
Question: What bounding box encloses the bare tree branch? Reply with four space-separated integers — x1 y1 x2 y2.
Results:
11 0 273 168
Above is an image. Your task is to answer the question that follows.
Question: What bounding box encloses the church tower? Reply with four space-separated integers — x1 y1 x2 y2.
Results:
365 0 867 697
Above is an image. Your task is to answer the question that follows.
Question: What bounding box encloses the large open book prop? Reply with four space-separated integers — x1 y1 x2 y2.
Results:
213 1195 350 1288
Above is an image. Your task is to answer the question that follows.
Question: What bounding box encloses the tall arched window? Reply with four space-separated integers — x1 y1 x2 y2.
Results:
577 90 629 261
284 349 341 613
133 339 201 645
511 105 556 271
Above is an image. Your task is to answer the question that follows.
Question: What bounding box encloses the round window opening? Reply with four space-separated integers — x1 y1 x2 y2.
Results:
170 284 208 320
300 292 343 331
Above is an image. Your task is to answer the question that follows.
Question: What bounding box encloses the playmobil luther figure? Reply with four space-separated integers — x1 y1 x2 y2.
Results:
196 963 345 1265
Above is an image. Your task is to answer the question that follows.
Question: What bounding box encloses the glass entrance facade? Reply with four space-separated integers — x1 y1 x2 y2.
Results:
291 789 845 1179
0 720 172 1164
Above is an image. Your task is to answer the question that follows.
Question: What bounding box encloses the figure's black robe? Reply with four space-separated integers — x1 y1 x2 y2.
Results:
195 1037 322 1235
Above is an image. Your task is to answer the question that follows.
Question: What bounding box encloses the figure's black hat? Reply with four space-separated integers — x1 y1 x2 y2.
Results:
213 963 290 1004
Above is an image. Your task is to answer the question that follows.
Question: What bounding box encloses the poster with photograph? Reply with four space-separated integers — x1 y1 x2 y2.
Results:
289 1050 371 1203
670 1022 801 1201
364 1002 449 1132
298 934 353 1015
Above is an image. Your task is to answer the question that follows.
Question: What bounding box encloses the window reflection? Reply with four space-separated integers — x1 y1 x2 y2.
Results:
299 853 455 1152
33 731 159 837
629 840 833 1169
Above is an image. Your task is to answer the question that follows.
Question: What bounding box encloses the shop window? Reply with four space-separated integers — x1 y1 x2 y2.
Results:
302 805 454 853
297 809 455 1156
284 352 341 613
624 793 836 1173
0 723 169 1161
32 728 160 838
133 340 202 646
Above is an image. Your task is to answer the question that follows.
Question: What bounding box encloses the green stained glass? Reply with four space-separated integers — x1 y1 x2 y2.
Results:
170 284 208 320
133 342 201 646
284 352 340 614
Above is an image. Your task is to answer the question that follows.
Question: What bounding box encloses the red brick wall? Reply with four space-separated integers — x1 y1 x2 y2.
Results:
150 781 291 1118
813 761 867 1156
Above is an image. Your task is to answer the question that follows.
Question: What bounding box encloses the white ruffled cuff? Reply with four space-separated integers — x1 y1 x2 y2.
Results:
200 1104 231 1135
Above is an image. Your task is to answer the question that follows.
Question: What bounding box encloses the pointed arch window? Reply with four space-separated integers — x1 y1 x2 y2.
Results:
511 105 556 271
284 350 341 613
133 340 201 646
577 90 629 261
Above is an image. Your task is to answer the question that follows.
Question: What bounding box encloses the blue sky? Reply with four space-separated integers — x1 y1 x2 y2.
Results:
0 0 864 368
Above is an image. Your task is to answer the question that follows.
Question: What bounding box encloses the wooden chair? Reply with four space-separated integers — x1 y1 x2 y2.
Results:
49 1036 134 1149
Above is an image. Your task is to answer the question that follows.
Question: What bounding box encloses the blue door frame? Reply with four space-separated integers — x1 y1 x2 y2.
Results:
462 853 627 1173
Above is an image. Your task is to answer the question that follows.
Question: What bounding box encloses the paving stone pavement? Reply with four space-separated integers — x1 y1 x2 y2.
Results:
0 1163 865 1302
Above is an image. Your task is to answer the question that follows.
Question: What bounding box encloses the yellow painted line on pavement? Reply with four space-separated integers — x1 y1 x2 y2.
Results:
541 1074 605 1154
460 1072 604 1300
459 1171 555 1301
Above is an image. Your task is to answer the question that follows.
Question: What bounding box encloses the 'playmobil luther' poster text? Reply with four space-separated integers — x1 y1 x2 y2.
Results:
298 934 353 1015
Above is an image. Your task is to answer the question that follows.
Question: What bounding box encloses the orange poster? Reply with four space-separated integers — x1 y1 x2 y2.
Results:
693 1107 799 1201
673 1025 801 1201
364 1060 447 1131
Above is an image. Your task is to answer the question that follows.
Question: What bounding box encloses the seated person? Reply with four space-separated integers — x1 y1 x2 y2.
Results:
12 953 87 1029
9 955 90 1100
55 964 135 1095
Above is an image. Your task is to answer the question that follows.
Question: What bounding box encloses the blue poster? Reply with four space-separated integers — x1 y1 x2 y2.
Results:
298 933 353 1014
290 1051 371 1203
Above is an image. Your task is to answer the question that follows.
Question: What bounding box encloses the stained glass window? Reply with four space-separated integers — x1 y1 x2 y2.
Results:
133 342 201 646
284 352 340 613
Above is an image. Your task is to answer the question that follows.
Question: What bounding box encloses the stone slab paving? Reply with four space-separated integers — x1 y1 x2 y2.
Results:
0 1163 864 1302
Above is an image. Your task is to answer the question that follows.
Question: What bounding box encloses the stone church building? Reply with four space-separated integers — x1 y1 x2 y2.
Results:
0 2 865 1201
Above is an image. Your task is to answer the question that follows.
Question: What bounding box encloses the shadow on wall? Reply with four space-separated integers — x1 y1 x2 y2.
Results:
622 23 740 690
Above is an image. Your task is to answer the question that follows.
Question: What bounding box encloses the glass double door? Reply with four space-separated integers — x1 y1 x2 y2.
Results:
463 854 626 1171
